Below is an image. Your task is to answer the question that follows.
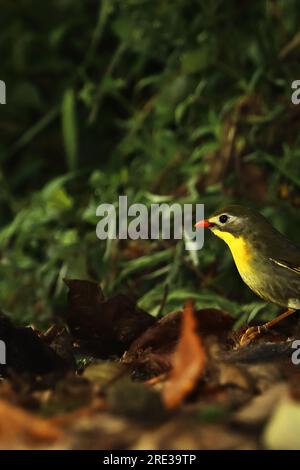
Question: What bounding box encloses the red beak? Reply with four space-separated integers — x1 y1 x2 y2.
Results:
194 219 211 228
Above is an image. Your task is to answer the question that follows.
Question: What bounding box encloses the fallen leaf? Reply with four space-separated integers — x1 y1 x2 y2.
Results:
124 308 231 377
0 399 62 449
123 310 180 377
232 383 287 427
163 300 206 409
264 392 300 449
65 279 155 356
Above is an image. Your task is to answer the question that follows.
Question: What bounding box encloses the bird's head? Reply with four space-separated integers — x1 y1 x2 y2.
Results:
195 205 271 242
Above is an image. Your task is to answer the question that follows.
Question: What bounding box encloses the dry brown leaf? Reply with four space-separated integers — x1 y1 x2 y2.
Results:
0 399 62 449
123 307 231 378
163 300 206 409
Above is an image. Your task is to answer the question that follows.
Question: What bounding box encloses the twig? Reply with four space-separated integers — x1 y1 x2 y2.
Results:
222 340 295 364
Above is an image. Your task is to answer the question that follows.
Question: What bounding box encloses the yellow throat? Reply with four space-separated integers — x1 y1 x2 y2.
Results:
212 229 252 276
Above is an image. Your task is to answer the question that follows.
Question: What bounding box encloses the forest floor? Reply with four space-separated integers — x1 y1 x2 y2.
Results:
0 279 299 450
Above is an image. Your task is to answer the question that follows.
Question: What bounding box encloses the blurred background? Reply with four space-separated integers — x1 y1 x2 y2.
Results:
1 0 300 327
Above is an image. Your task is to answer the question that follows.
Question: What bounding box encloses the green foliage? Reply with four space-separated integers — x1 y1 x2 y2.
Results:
62 89 78 171
1 0 300 325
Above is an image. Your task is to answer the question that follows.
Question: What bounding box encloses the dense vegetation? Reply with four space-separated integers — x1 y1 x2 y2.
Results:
1 0 300 327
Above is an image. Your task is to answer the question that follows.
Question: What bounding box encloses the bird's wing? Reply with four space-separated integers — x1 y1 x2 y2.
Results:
269 257 300 274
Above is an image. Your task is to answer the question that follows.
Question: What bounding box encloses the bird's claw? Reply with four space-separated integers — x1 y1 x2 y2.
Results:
239 325 265 346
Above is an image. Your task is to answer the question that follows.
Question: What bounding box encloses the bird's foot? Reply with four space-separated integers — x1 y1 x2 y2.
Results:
239 325 267 346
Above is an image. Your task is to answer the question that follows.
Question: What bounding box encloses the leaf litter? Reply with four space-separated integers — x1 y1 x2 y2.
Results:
0 278 299 449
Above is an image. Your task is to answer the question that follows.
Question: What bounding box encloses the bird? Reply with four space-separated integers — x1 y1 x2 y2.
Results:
195 204 300 345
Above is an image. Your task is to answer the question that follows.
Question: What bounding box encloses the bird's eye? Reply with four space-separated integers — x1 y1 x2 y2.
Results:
219 214 229 224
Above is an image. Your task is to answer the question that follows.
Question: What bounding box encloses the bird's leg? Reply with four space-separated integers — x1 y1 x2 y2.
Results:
260 308 296 330
240 308 296 346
